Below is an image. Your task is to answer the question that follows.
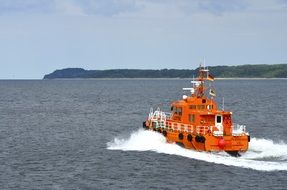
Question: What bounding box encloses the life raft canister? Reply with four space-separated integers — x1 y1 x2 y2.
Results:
218 138 225 149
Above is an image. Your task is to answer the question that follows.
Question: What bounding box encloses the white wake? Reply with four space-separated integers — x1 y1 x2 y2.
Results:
107 129 287 171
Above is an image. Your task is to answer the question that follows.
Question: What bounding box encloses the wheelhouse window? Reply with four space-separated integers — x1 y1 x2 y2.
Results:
189 114 195 122
189 105 196 109
173 107 182 115
197 105 205 110
207 105 213 110
177 107 182 115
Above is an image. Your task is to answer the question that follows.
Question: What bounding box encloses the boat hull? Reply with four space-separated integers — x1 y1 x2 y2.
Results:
144 122 249 154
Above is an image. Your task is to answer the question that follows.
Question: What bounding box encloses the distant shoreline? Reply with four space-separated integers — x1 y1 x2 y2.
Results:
40 77 287 80
1 78 287 81
43 64 287 79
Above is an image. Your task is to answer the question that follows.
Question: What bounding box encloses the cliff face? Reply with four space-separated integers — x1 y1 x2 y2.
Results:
43 64 287 79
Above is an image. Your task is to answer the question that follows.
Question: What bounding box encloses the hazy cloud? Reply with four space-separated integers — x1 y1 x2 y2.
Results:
277 0 287 4
197 0 248 15
0 0 285 17
71 0 142 16
0 0 142 16
0 0 54 14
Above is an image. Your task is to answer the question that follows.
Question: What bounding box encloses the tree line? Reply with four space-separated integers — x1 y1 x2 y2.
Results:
43 64 287 79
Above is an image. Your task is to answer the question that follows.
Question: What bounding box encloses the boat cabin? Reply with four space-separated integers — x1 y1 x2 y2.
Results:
171 96 232 135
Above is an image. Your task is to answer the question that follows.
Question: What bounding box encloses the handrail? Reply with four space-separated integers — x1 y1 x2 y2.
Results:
232 124 247 136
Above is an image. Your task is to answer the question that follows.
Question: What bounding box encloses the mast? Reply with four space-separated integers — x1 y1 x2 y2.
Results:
195 65 208 98
184 63 215 98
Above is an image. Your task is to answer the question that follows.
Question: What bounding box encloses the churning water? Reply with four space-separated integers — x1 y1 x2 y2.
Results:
108 129 287 171
0 79 287 189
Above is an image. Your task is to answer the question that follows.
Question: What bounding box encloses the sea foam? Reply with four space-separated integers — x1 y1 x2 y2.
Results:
107 129 287 171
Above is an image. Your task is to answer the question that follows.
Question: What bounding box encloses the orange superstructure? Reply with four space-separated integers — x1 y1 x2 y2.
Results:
143 65 250 156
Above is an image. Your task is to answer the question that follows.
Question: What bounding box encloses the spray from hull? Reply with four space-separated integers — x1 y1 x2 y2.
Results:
107 129 287 172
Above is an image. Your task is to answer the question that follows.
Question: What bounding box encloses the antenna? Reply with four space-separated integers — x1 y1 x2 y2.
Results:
222 97 225 111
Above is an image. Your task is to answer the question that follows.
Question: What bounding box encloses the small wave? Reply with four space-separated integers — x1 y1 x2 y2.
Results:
107 129 287 171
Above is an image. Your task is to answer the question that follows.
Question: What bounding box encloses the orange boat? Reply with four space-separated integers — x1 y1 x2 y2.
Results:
143 65 250 156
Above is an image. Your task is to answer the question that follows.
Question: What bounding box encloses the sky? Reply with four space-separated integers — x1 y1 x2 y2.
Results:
0 0 287 79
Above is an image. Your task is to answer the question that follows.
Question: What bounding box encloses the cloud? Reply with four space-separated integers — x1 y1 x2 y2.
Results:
140 0 248 16
0 0 286 17
277 0 287 4
0 0 143 17
71 0 143 16
0 0 54 14
197 0 249 15
54 0 85 16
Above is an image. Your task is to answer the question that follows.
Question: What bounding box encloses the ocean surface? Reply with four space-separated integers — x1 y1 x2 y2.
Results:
0 79 287 189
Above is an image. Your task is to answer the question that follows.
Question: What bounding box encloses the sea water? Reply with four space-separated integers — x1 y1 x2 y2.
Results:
0 79 286 189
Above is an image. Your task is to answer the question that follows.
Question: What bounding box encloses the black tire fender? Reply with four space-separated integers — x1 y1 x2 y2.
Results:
187 134 192 142
162 130 167 137
178 133 184 140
